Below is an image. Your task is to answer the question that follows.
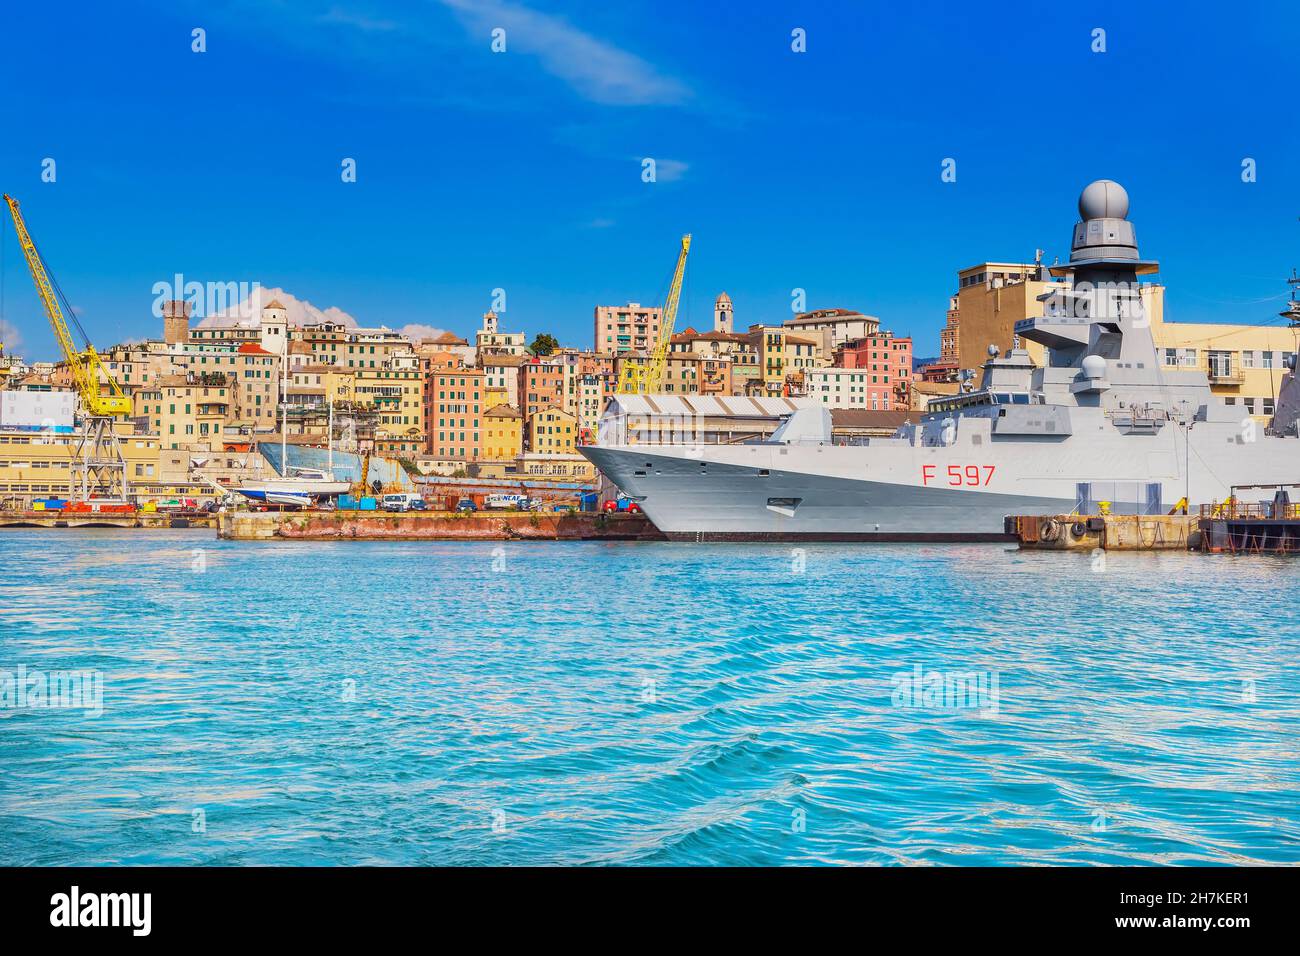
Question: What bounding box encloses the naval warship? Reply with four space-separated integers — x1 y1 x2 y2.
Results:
581 180 1300 540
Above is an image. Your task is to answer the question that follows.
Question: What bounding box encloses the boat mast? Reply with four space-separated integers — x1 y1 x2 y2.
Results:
280 332 288 475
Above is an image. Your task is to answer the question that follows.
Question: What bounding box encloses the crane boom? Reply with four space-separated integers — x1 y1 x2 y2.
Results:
3 194 132 416
617 233 691 394
4 193 131 504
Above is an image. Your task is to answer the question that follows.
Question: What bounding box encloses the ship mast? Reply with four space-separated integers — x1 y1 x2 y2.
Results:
1282 268 1300 327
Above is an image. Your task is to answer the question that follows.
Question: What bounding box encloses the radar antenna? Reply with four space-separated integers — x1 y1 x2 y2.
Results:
1282 268 1300 327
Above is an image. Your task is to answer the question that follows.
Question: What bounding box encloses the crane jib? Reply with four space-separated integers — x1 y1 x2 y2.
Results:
3 194 132 417
617 233 691 396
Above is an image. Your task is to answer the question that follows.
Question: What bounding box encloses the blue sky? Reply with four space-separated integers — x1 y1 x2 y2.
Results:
0 0 1297 362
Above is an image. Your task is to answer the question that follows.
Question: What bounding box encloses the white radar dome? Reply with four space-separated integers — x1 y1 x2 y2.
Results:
1078 180 1129 221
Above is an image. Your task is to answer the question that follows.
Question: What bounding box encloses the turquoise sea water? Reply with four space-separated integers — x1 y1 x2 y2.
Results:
1 528 1298 866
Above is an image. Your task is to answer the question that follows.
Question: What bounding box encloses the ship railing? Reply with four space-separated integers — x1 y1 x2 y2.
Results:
1200 501 1300 520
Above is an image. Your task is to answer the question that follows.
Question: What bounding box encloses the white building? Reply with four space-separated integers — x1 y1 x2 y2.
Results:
476 312 527 359
803 367 888 409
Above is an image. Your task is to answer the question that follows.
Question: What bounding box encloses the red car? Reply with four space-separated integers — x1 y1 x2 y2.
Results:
602 498 642 514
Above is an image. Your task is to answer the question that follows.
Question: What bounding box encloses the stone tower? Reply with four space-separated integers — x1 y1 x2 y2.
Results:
260 299 289 355
162 300 191 345
714 292 733 334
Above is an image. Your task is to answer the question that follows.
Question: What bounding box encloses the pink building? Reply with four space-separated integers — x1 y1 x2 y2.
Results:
834 333 913 410
593 303 662 355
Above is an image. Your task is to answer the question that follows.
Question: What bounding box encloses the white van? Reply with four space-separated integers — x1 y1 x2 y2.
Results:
381 493 424 512
484 493 529 511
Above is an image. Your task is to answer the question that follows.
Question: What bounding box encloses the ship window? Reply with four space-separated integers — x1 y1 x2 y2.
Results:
758 469 770 476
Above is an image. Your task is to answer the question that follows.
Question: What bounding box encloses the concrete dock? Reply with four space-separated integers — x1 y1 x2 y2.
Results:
1008 513 1201 551
0 511 215 530
216 510 665 541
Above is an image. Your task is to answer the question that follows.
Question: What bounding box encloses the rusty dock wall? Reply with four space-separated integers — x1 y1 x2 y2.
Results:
217 510 665 541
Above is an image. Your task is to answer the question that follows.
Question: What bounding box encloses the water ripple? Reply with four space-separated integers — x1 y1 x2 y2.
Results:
0 530 1298 865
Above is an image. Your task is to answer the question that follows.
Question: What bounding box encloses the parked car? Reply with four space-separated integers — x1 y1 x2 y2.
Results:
408 497 428 511
455 498 477 513
601 497 642 514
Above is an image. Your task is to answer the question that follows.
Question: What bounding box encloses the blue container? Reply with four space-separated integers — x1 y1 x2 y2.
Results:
337 495 378 511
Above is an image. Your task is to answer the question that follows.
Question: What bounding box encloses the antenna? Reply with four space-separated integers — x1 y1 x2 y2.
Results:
1282 268 1300 327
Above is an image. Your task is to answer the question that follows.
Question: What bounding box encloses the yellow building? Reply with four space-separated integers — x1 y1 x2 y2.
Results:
135 372 237 450
528 405 577 455
483 404 523 460
0 424 164 507
1147 290 1299 421
354 367 424 455
745 325 821 393
950 262 1065 374
514 452 596 482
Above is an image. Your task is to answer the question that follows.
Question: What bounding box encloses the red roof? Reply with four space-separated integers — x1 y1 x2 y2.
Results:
237 343 273 355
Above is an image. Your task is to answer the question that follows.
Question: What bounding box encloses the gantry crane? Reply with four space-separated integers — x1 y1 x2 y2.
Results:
616 233 691 394
4 194 132 502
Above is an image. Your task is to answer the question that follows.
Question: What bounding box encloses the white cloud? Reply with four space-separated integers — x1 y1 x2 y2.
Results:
439 0 690 106
197 287 361 330
317 6 399 32
399 323 453 342
0 319 21 351
652 158 689 182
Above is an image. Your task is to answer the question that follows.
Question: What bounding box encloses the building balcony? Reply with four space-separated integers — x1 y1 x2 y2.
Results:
1206 367 1244 385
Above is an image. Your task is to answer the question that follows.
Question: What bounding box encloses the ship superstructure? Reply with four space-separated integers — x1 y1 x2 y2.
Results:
582 181 1300 540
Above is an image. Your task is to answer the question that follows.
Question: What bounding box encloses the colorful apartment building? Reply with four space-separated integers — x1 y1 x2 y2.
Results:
527 406 578 455
834 334 914 409
427 367 484 460
480 354 525 410
297 322 413 370
594 302 662 354
803 367 884 409
135 372 237 449
747 325 821 394
355 367 424 454
1146 290 1298 422
482 404 523 461
519 359 565 423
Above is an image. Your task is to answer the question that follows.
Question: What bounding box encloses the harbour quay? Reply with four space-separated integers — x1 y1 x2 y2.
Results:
1009 494 1300 555
1007 513 1201 552
216 508 664 541
0 508 214 530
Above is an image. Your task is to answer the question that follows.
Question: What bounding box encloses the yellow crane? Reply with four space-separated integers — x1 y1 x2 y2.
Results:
617 233 691 394
4 194 132 502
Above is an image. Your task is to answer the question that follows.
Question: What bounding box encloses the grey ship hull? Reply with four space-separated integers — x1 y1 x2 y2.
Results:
582 424 1300 541
584 444 1054 539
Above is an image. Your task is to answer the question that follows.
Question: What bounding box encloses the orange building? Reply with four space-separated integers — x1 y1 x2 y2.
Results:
518 359 565 422
428 367 484 460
